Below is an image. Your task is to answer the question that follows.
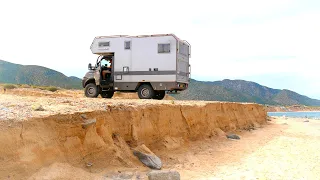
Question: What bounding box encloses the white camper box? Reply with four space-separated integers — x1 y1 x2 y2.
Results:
83 34 190 99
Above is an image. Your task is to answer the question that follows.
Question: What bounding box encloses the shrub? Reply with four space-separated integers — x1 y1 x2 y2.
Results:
31 85 41 89
4 84 17 89
20 84 31 88
38 86 46 90
46 86 59 92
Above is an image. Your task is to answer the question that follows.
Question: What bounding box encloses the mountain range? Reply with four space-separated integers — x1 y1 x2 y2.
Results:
0 60 81 89
172 79 320 106
1 59 319 106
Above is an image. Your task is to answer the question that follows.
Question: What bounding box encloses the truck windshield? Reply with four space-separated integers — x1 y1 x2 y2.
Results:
100 59 111 67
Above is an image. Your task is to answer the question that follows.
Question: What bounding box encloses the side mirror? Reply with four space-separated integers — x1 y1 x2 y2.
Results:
88 63 92 70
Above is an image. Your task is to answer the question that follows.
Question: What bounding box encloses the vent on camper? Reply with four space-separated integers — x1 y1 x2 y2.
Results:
124 41 131 50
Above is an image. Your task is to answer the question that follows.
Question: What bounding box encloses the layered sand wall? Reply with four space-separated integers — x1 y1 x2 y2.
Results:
0 101 266 179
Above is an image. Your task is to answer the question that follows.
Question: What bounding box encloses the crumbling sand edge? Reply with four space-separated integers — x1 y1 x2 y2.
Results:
0 102 266 179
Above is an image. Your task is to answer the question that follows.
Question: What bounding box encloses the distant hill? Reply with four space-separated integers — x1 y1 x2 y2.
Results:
1 59 319 106
172 79 320 106
0 60 81 89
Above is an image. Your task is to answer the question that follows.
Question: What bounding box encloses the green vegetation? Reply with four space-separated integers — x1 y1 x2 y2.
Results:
46 86 59 92
172 79 320 106
0 60 81 89
1 82 60 92
18 84 31 88
30 85 59 92
3 84 17 89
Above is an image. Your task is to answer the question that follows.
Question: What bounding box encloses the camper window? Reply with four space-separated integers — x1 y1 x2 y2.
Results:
99 41 110 47
158 43 170 53
179 42 189 56
124 41 131 50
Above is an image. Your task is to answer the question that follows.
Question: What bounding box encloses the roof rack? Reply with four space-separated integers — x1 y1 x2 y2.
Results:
95 34 180 40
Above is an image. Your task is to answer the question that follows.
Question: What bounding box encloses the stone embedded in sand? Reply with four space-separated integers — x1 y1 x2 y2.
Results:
81 119 96 129
133 144 162 170
86 162 93 167
31 104 44 111
147 170 180 180
304 120 309 122
80 114 87 119
226 134 240 140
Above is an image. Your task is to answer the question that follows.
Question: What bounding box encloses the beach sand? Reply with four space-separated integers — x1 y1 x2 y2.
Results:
167 116 320 179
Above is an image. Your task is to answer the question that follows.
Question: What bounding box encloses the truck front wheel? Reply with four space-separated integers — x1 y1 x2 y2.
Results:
84 83 99 98
137 84 155 99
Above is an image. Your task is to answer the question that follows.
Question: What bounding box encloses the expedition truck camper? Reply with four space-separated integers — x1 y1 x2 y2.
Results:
82 34 191 100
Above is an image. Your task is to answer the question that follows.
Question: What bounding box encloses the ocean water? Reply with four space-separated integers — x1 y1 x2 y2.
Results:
267 111 320 119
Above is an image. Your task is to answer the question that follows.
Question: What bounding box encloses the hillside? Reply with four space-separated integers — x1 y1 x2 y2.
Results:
0 60 81 89
172 79 320 106
1 59 319 106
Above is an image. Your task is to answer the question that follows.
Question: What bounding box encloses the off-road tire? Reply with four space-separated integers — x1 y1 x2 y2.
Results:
101 91 114 98
84 83 99 98
137 84 155 99
153 91 166 100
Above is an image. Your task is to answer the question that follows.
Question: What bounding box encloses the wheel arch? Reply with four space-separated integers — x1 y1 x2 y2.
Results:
135 82 152 91
84 78 96 87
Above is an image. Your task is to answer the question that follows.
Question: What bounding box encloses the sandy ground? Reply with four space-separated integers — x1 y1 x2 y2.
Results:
1 88 319 179
0 88 185 122
266 105 320 112
161 116 320 179
26 117 320 180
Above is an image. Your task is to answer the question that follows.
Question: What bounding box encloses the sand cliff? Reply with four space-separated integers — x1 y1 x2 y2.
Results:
0 89 266 179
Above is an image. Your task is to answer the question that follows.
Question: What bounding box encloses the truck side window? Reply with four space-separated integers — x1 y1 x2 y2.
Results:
124 41 131 50
158 43 170 53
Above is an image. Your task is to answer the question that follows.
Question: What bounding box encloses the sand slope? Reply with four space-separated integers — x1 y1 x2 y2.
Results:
1 89 318 179
0 88 267 179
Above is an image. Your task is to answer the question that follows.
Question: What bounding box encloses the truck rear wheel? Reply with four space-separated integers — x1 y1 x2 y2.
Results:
84 83 99 98
137 84 155 99
101 91 114 98
153 91 166 100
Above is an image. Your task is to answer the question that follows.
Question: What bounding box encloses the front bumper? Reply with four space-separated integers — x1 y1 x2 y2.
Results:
82 78 88 88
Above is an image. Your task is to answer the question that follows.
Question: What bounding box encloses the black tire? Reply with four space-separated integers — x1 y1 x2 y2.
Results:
101 91 114 98
153 91 166 100
137 84 155 99
84 83 99 98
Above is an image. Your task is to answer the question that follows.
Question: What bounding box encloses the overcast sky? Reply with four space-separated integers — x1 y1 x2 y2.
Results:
0 0 319 99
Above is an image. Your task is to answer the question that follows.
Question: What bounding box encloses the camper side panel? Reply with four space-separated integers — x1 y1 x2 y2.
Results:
128 36 177 82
